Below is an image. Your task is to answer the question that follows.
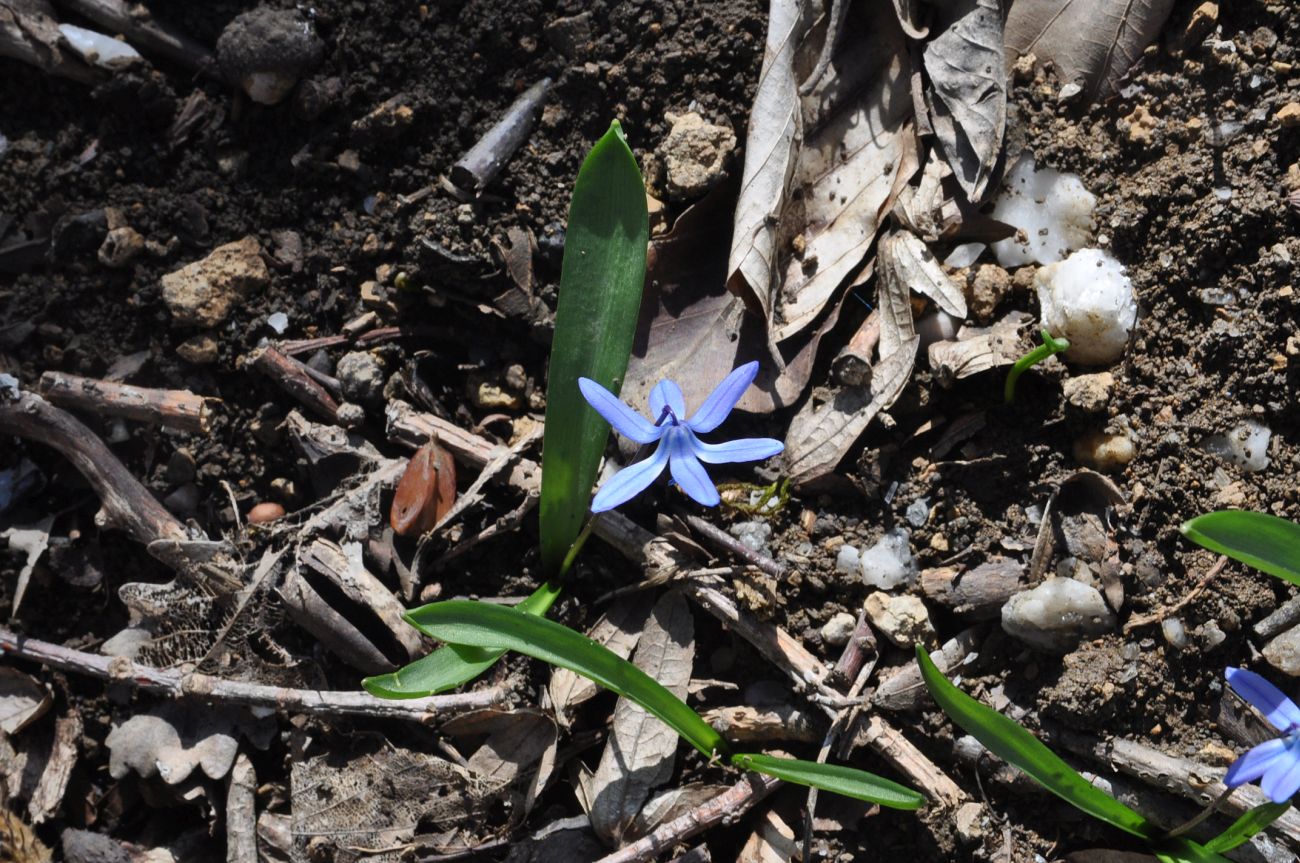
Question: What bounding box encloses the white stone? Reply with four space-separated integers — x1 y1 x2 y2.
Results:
858 529 917 589
1036 249 1138 365
1001 577 1117 653
58 24 142 69
864 592 935 648
835 544 860 575
820 612 857 647
1264 624 1300 676
991 155 1096 267
1201 420 1271 472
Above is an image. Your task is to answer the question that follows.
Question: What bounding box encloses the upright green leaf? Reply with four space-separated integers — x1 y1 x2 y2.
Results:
540 121 648 576
1203 802 1291 853
405 600 724 757
1181 511 1300 587
731 753 924 810
916 645 1155 838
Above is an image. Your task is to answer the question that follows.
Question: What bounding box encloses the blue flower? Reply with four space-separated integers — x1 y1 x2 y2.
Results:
1223 667 1300 803
578 361 783 512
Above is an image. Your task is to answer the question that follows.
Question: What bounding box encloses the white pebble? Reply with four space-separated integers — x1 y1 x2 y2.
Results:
1001 577 1117 653
1036 248 1138 365
1200 420 1271 472
820 612 857 647
858 528 917 590
1161 618 1187 649
991 154 1096 267
58 24 142 69
835 544 861 575
266 311 289 334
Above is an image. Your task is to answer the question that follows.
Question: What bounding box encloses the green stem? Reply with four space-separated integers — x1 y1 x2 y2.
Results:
1004 328 1070 404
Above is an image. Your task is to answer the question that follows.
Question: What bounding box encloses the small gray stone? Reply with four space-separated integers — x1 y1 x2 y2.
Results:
820 612 857 647
1001 577 1116 653
335 402 366 428
217 7 324 105
858 528 916 589
336 352 384 404
954 802 984 843
728 520 772 558
1062 372 1114 413
1264 624 1300 676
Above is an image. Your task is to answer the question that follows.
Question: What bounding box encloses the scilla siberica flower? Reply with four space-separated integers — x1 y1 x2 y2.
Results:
578 361 783 512
1223 667 1300 802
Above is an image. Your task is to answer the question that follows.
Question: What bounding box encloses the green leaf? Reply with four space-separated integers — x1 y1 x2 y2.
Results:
915 645 1156 839
1203 802 1291 853
405 600 725 757
731 752 924 810
540 120 649 577
361 582 562 697
1153 838 1233 863
1181 511 1300 587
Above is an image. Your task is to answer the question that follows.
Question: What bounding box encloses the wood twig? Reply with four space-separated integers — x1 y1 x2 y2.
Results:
0 627 506 722
1123 556 1228 634
38 370 215 433
594 772 780 863
278 325 462 357
226 753 257 863
0 390 190 564
683 512 785 579
1053 727 1300 851
249 346 341 422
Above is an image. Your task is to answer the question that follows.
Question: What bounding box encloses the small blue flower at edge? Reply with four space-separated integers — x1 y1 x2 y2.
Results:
578 361 783 512
1223 667 1300 803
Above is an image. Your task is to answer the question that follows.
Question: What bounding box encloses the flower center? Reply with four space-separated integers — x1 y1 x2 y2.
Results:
656 406 680 427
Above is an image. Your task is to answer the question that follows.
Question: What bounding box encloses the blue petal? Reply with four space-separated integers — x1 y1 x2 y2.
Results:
690 434 784 465
649 379 686 422
667 429 719 506
687 361 759 433
579 378 663 445
1261 746 1300 803
590 440 670 512
1224 738 1288 787
1227 667 1300 732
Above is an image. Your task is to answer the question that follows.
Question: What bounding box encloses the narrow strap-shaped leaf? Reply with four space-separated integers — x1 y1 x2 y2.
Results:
916 645 1156 838
362 581 562 697
540 120 649 576
405 600 725 757
1181 511 1300 587
1153 838 1234 863
1203 802 1291 854
731 752 924 810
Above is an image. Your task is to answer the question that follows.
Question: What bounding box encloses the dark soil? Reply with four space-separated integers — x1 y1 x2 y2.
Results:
4 0 1300 861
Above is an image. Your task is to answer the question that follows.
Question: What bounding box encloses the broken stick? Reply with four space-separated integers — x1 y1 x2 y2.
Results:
0 390 189 562
0 627 505 722
38 370 216 433
248 346 341 422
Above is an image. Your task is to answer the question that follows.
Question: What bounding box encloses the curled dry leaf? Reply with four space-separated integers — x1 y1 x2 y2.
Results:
587 591 695 846
0 667 50 734
390 437 456 536
729 0 918 345
923 0 1006 203
623 183 848 415
880 231 966 319
1004 0 1176 102
737 808 799 863
784 233 920 487
927 310 1030 387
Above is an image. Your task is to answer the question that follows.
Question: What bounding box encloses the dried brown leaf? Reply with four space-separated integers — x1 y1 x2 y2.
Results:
927 311 1029 386
880 231 966 319
1004 0 1175 101
588 591 695 846
773 2 918 342
923 0 1006 202
729 0 918 345
737 808 799 863
784 236 919 487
